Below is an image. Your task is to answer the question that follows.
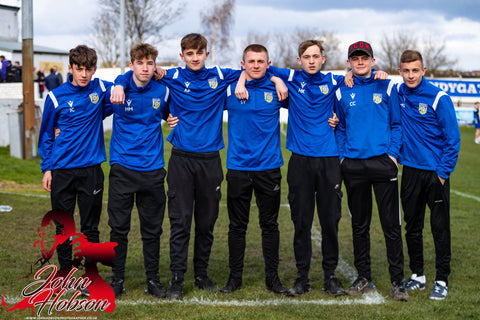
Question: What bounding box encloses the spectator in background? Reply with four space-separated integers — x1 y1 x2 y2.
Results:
53 65 63 85
12 61 22 82
37 67 46 98
474 101 480 144
5 60 14 82
0 55 9 82
45 68 61 91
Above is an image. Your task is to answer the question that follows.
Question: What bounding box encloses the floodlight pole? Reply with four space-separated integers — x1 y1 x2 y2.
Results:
22 0 35 159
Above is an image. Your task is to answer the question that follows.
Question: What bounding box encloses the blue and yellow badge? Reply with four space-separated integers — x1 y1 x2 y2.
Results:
418 103 428 115
89 92 99 104
152 98 161 109
264 92 273 103
373 93 382 104
208 77 218 89
319 85 329 95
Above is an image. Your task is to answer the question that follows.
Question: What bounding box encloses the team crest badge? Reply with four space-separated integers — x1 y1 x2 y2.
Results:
264 92 273 103
89 92 99 104
319 85 329 94
152 99 161 109
373 93 382 104
208 77 218 89
418 103 428 115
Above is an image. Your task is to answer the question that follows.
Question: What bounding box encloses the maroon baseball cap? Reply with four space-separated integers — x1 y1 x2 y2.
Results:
348 41 373 58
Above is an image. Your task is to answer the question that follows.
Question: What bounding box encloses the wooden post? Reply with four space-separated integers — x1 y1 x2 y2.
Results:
22 0 35 159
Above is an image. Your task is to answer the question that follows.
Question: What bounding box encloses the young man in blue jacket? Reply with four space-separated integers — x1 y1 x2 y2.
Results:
259 40 346 297
397 50 461 300
335 41 409 301
107 43 170 299
38 45 113 274
220 44 287 295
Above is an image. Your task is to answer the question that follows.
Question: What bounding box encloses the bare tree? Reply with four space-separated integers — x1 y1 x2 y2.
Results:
201 0 236 65
90 0 184 67
319 31 343 70
91 12 119 67
378 30 457 76
259 27 342 70
377 30 418 73
422 34 457 76
272 32 298 68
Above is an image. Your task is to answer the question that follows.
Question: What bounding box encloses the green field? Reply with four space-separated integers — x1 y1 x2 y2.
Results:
0 125 479 320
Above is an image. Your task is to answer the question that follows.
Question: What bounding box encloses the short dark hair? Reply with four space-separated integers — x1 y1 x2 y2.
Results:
130 43 158 63
242 44 269 61
69 45 97 68
400 50 423 66
181 33 208 52
298 40 324 57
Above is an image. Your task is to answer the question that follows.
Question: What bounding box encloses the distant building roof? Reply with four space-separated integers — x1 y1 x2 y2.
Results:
0 39 68 55
0 4 20 12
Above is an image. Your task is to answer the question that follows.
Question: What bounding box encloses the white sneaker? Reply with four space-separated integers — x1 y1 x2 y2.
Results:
429 281 448 300
405 274 426 291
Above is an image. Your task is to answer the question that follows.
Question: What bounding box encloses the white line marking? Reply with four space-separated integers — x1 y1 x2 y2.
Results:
451 189 480 202
2 293 385 307
0 190 50 198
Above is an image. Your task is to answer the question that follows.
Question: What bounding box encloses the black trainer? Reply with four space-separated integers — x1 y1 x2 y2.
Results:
111 278 125 298
266 273 288 295
194 275 218 292
145 279 166 298
220 277 242 293
166 273 184 300
322 276 345 297
390 281 409 302
288 278 311 296
345 276 374 296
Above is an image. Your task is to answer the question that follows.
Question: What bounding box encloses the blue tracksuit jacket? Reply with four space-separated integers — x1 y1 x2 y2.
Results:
38 75 113 172
110 74 170 171
334 74 402 161
268 66 344 157
225 75 284 171
397 77 460 179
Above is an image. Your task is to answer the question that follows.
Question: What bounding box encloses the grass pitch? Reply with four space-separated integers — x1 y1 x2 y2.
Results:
0 125 479 319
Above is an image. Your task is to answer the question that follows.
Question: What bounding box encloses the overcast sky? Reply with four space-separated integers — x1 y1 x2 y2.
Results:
3 0 480 70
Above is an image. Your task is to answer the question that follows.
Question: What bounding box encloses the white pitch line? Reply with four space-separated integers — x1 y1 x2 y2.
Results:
0 190 50 198
2 293 385 307
451 189 480 202
2 186 480 204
